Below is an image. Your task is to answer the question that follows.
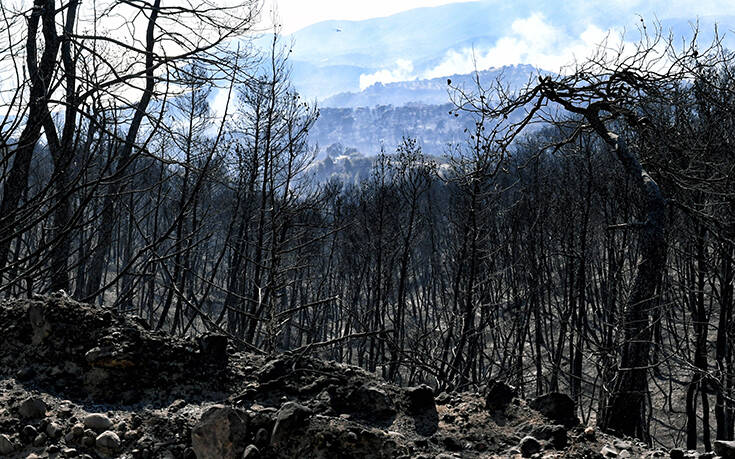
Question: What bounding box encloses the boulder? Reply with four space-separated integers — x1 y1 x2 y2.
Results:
0 434 15 455
485 379 517 411
271 402 312 446
531 424 567 449
18 396 46 419
715 440 735 459
84 413 114 433
348 385 396 418
242 444 260 458
199 334 228 365
668 448 685 459
46 421 63 439
600 445 618 457
519 436 541 457
191 405 248 459
21 424 38 442
405 385 435 414
529 392 578 427
96 431 121 454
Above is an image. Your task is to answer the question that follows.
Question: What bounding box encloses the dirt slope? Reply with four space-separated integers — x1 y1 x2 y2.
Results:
0 294 688 458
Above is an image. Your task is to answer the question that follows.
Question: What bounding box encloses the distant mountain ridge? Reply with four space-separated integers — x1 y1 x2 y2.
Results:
275 0 735 101
321 64 543 108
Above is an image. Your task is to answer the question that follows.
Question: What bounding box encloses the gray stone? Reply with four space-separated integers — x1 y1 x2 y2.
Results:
84 413 114 433
715 440 735 459
529 392 578 427
519 436 541 457
614 439 633 450
82 433 96 447
669 448 685 459
601 445 618 458
442 435 463 451
71 423 85 437
33 432 47 446
348 385 395 417
46 421 63 439
191 405 249 459
18 396 47 419
96 431 121 454
406 385 435 413
531 424 567 449
485 379 517 411
0 434 15 455
254 428 269 448
272 402 312 446
242 444 260 458
21 424 38 442
199 334 228 365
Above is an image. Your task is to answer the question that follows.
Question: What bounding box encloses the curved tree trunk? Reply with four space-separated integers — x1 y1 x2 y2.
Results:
594 130 667 444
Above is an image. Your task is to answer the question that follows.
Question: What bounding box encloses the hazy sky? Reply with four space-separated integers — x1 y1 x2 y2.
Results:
264 0 735 33
262 0 472 33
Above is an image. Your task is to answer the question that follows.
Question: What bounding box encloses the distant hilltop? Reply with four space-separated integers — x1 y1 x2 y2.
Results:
264 0 735 101
321 64 543 108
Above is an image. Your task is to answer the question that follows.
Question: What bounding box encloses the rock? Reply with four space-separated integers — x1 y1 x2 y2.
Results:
485 379 517 411
18 396 47 419
46 421 63 439
435 392 451 405
618 450 631 458
191 405 249 459
84 413 114 432
0 434 15 455
272 402 312 445
406 384 435 413
96 431 121 454
169 399 187 412
442 436 463 451
82 430 96 447
199 334 228 365
71 423 85 437
601 445 619 457
62 448 78 457
529 392 579 427
22 424 38 442
347 385 395 418
254 428 269 448
242 444 260 458
531 424 567 449
17 366 36 381
519 436 541 457
614 439 633 450
583 426 596 441
33 432 47 446
715 440 735 459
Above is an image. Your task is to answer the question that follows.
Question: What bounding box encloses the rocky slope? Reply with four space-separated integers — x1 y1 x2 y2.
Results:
0 293 727 458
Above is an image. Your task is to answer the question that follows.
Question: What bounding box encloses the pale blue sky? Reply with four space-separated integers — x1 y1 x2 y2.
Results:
265 0 735 33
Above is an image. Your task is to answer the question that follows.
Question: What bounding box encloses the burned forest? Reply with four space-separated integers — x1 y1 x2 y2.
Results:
2 1 735 458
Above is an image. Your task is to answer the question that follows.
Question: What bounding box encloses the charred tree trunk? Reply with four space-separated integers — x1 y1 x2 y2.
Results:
595 129 667 444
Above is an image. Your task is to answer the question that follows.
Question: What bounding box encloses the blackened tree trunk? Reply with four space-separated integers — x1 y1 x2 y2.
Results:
0 0 61 279
595 129 667 444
